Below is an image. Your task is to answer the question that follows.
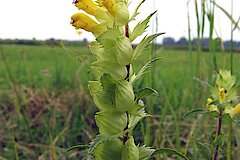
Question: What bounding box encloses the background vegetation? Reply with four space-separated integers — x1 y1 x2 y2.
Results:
1 0 240 159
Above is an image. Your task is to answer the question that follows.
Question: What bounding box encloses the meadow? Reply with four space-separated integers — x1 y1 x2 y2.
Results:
1 44 240 159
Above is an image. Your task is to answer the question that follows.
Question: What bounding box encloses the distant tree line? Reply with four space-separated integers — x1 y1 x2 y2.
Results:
162 37 240 52
1 37 240 52
0 38 88 47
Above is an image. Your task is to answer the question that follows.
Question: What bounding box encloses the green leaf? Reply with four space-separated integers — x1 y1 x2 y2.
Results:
153 148 189 160
91 60 127 81
129 0 146 22
90 135 123 160
183 108 207 119
95 110 127 135
130 57 161 83
121 136 139 160
115 35 134 66
115 81 135 113
130 11 156 42
136 87 158 100
133 33 164 60
66 144 89 152
138 145 155 160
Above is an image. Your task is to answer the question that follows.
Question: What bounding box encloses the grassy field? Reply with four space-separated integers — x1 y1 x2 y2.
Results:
1 44 240 159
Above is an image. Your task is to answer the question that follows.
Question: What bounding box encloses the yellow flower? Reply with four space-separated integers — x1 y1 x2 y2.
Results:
73 0 98 15
206 98 219 112
219 87 226 102
71 13 106 35
99 0 116 16
225 103 240 117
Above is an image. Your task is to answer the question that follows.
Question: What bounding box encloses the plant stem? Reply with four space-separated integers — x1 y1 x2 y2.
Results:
213 108 223 160
123 24 130 144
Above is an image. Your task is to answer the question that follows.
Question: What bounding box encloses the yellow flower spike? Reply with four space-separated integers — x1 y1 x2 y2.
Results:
99 0 116 16
73 0 98 15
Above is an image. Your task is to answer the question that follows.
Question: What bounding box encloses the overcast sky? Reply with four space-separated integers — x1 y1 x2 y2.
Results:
0 0 239 42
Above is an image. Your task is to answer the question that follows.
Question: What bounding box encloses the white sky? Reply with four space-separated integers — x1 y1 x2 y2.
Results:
0 0 239 43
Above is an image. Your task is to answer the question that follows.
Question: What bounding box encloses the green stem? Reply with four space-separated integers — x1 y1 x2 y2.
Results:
123 24 130 144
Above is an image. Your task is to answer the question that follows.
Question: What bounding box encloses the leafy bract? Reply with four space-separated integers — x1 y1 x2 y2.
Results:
129 0 146 22
89 41 115 61
115 2 129 25
135 87 158 101
121 136 139 160
133 33 164 60
88 74 116 110
95 110 127 135
129 108 149 130
115 81 136 114
91 136 123 160
115 35 134 66
138 145 155 160
91 60 127 80
130 57 162 83
130 11 156 42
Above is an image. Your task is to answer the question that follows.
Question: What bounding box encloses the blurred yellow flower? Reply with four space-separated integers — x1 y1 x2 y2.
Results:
219 88 226 102
73 0 97 15
225 103 240 118
206 98 219 112
71 13 106 35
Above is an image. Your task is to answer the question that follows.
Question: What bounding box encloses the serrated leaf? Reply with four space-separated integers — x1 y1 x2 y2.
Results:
129 108 150 130
153 148 189 160
121 136 139 160
89 134 121 153
129 0 146 21
130 11 156 42
90 135 123 160
91 60 127 81
136 87 158 100
133 33 164 60
115 35 134 66
130 57 161 83
138 145 155 160
183 108 207 119
95 110 127 135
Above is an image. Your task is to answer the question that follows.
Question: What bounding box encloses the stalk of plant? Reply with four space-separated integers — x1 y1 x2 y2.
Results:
205 70 240 160
70 0 164 159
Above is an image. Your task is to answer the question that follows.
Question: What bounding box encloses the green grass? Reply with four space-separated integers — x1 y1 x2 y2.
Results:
1 44 240 159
